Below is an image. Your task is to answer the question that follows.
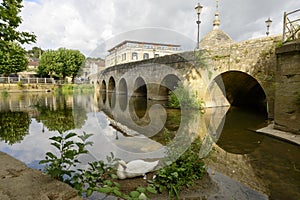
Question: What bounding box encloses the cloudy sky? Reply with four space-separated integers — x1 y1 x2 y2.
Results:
19 0 300 57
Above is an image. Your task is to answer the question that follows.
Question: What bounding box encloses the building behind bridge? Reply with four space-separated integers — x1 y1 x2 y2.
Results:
105 40 181 67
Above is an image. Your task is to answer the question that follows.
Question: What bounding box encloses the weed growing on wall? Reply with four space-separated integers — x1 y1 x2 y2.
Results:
168 82 204 110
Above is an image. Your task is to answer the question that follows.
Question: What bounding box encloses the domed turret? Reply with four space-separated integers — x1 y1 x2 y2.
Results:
199 0 233 49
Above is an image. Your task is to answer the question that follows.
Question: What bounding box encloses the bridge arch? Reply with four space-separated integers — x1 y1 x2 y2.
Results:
108 76 116 92
158 74 181 99
133 77 147 97
108 76 116 108
211 70 267 115
118 78 128 111
100 80 107 104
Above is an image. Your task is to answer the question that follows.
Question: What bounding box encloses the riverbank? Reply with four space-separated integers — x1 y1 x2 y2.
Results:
256 122 300 146
0 151 83 200
0 83 56 93
0 150 268 200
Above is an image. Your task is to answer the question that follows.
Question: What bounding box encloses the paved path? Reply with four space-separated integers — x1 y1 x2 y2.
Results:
256 122 300 145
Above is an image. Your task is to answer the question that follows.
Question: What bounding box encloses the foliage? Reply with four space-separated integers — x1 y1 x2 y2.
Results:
168 82 204 110
27 46 43 59
275 41 283 48
71 153 122 198
39 131 93 181
0 42 28 76
40 131 122 198
149 138 206 199
0 0 36 48
40 131 205 199
17 80 22 88
0 111 30 144
0 0 36 76
56 84 94 95
38 48 85 82
1 89 8 97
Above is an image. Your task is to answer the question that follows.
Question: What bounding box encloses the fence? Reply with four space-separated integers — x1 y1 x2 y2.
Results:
0 77 55 84
283 9 300 43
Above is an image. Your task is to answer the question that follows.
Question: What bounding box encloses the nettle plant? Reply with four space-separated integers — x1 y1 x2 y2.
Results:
39 131 93 182
40 130 206 199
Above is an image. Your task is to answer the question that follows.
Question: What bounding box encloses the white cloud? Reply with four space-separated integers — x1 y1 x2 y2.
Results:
19 0 300 57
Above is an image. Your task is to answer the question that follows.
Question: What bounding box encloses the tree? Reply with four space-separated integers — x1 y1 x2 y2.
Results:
0 0 36 75
0 0 36 48
38 48 85 82
38 50 60 78
27 46 43 59
0 42 28 76
60 48 85 82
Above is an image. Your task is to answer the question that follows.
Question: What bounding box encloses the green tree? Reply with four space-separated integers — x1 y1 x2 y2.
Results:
38 48 85 82
27 46 43 59
0 0 36 75
0 42 28 75
38 49 60 78
62 49 85 83
0 0 36 48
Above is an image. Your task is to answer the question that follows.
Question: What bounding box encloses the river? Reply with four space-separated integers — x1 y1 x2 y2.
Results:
0 92 299 199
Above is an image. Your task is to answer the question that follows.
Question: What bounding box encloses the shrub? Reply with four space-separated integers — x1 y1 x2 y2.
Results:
168 83 204 110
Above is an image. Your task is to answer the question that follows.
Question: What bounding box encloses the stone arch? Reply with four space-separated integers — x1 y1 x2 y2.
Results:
209 70 267 116
133 77 147 97
108 77 116 108
118 78 128 111
158 74 181 99
108 76 116 92
131 77 147 119
100 80 107 104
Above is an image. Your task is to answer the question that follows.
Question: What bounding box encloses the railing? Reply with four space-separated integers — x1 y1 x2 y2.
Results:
283 9 300 43
0 77 55 84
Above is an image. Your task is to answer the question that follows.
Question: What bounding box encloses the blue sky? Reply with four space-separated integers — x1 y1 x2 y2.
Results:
19 0 300 57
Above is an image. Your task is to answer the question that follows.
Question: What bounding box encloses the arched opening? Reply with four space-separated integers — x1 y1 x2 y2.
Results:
118 78 128 111
108 76 116 92
132 77 147 118
100 80 107 104
211 71 268 154
213 71 267 115
133 77 147 97
158 74 180 99
108 77 116 108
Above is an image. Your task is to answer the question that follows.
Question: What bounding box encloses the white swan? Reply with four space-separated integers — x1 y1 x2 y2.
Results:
116 160 159 179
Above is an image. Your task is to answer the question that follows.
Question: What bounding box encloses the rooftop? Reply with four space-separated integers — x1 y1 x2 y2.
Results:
108 40 181 52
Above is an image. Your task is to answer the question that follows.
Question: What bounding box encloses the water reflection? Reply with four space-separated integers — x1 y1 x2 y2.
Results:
0 92 299 199
0 111 30 144
216 107 266 154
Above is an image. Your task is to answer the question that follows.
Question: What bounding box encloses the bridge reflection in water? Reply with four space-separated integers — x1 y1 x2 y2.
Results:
96 91 300 200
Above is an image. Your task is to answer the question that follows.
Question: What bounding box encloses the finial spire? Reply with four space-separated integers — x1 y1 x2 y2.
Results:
213 0 220 30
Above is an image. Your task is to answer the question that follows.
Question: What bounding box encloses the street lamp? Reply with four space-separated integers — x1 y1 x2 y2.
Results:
265 17 272 36
195 2 203 49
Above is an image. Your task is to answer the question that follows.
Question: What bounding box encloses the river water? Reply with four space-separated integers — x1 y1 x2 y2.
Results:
0 92 299 199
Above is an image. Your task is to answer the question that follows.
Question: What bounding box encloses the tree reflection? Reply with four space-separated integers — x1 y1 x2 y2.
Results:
0 111 30 145
36 96 87 133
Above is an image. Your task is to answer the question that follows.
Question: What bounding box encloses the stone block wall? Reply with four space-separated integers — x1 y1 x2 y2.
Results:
275 41 300 134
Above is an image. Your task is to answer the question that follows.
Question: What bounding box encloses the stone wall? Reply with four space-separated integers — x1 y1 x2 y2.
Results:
96 35 281 119
275 41 300 134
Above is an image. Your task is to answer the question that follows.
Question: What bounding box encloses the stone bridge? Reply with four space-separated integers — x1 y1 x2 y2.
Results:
96 30 281 119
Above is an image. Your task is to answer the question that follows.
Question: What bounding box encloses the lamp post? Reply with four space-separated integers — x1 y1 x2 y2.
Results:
265 18 272 36
195 2 203 49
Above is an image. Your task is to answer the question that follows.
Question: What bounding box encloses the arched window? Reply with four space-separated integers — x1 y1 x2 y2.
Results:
143 53 149 59
132 52 138 60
